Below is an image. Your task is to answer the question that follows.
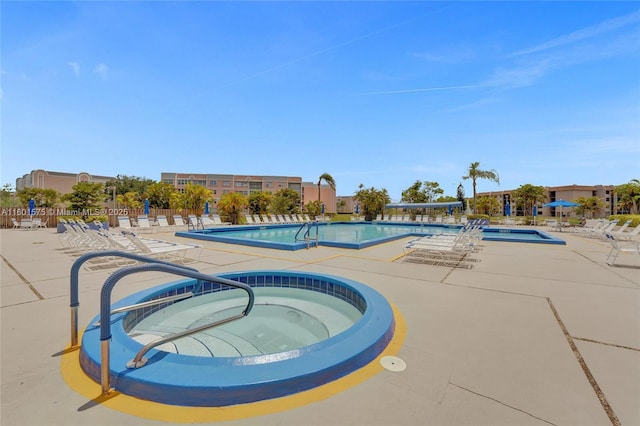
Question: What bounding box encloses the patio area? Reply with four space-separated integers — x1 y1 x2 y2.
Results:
1 225 638 425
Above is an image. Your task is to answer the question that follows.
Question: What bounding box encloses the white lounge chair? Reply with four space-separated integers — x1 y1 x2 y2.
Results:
587 220 619 239
610 220 632 238
187 214 201 230
156 215 173 231
117 216 134 230
605 232 640 266
617 224 640 241
173 215 188 230
121 231 201 264
211 214 229 225
245 215 255 224
136 215 155 233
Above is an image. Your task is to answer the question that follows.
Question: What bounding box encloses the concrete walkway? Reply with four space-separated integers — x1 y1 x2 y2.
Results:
1 226 638 426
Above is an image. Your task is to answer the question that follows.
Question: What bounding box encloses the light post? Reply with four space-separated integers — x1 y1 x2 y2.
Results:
107 186 116 227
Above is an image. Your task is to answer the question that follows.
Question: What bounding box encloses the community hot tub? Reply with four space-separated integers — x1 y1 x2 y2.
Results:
79 271 395 407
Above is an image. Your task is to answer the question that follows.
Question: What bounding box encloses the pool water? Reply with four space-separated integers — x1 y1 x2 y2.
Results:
178 222 461 250
176 222 565 249
128 287 362 357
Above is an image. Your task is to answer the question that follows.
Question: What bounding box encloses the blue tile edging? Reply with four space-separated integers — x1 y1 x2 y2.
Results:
79 271 395 407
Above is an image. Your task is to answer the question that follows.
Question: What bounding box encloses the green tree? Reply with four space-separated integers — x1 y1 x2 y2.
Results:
146 182 176 209
16 187 59 207
400 181 444 219
456 183 465 205
104 175 155 204
248 191 272 215
317 173 336 210
183 183 213 212
0 184 21 207
217 192 248 224
575 196 606 218
304 200 322 218
511 184 547 216
61 182 107 219
475 195 500 216
270 188 301 215
353 184 390 221
117 192 143 209
615 179 640 214
462 162 500 213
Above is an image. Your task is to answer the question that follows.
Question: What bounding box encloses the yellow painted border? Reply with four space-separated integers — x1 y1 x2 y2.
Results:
60 305 406 423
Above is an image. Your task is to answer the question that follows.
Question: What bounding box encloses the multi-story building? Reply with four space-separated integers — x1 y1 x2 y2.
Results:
16 169 115 194
160 172 337 213
477 184 617 218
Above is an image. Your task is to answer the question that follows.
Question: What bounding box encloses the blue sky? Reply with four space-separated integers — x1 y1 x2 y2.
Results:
2 1 639 200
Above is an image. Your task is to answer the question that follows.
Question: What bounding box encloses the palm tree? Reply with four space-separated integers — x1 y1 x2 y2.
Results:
317 173 336 213
462 162 499 214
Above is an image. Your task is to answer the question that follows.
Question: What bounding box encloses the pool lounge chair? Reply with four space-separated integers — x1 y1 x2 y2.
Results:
245 215 255 224
200 216 218 228
610 220 632 238
211 214 230 225
117 216 134 230
156 215 174 231
13 218 36 230
402 233 477 268
187 215 202 230
121 231 202 264
587 220 619 239
616 225 640 241
605 232 640 266
173 215 188 230
136 215 155 233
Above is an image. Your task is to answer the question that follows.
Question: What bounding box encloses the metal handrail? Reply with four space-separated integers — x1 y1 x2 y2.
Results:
294 222 308 241
69 250 200 347
294 221 319 249
97 263 254 395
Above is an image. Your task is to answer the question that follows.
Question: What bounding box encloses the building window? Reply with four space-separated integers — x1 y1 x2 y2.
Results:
222 181 231 187
209 180 217 187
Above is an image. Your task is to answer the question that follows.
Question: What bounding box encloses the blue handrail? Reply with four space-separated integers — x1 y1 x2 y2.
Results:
97 262 255 394
69 251 199 347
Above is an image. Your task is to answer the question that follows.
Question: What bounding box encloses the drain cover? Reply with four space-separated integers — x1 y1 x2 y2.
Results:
380 356 406 372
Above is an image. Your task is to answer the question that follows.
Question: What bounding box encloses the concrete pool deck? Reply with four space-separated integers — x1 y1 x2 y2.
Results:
1 225 638 425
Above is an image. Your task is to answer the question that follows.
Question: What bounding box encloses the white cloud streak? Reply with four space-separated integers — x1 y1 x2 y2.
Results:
356 83 500 96
93 63 108 79
511 10 640 57
67 61 80 76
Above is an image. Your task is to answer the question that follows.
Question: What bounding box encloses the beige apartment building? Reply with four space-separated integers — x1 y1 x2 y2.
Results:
15 169 115 194
160 172 337 213
478 184 617 218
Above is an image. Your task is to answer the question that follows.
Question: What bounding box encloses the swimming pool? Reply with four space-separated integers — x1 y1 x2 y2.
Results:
176 222 565 250
79 271 395 406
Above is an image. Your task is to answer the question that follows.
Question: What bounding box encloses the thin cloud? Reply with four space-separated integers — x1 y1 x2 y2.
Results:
511 10 640 57
356 83 500 96
67 61 80 76
93 63 108 79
